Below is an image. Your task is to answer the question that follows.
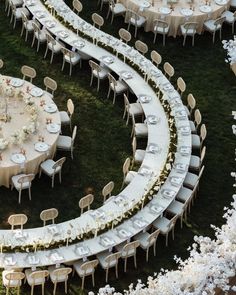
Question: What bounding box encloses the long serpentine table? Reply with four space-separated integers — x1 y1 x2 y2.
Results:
118 0 229 37
0 0 192 269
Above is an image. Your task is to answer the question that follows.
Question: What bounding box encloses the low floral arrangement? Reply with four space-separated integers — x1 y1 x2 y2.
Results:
0 82 39 150
222 36 236 65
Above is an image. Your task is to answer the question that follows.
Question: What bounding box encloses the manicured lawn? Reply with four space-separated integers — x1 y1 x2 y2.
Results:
0 1 235 294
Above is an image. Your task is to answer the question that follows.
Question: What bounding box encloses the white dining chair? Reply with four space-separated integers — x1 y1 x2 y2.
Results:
48 266 72 295
189 146 206 172
153 19 169 45
190 109 202 133
119 28 131 44
126 9 146 38
180 22 198 46
97 0 109 10
21 11 34 42
191 123 207 150
135 40 148 56
60 98 74 130
0 59 3 69
10 2 29 29
163 62 175 81
150 50 162 67
73 259 99 290
222 10 236 33
107 73 128 104
25 269 49 295
56 126 77 159
89 60 109 92
204 16 225 43
44 33 63 64
8 213 28 230
79 194 94 214
123 94 144 125
183 166 205 190
21 65 36 82
133 228 160 262
116 241 140 272
132 136 145 167
31 22 47 52
61 48 81 76
121 157 137 189
72 0 83 14
92 13 104 29
102 181 114 203
39 157 66 188
2 270 25 295
106 0 126 24
152 214 179 247
40 208 59 226
44 76 57 97
131 114 148 139
97 251 121 282
11 173 35 204
177 77 186 98
184 93 196 118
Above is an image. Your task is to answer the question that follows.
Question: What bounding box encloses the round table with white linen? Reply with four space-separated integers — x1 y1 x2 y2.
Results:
0 76 61 188
119 0 229 37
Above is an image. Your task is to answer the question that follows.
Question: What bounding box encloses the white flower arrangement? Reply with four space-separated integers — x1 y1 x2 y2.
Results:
0 138 9 150
222 36 236 65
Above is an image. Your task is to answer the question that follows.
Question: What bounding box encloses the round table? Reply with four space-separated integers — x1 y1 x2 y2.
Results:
119 0 229 37
0 76 61 188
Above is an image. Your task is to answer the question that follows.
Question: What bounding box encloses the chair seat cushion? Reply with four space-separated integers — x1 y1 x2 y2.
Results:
15 7 29 19
24 20 34 32
204 20 221 32
130 16 146 27
35 30 46 42
135 123 148 137
189 120 196 133
134 231 149 249
153 216 170 234
57 135 72 150
180 25 196 35
48 266 68 283
124 171 137 184
12 0 23 6
129 102 143 116
12 174 29 190
134 149 145 163
166 200 184 216
112 80 128 94
154 25 169 34
93 68 109 79
40 159 60 176
112 3 126 14
64 53 80 65
60 111 70 124
189 155 200 170
97 252 117 269
184 172 198 189
176 186 192 203
191 134 200 149
73 261 94 277
222 11 234 23
48 41 63 53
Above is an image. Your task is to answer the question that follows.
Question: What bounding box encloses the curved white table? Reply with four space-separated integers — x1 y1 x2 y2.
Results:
0 0 192 269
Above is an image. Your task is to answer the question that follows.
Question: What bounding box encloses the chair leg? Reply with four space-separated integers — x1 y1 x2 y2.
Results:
153 32 157 44
146 248 149 262
183 35 186 46
105 268 108 283
44 46 48 59
69 63 72 76
65 280 68 294
134 26 137 38
107 87 111 99
134 254 137 268
37 39 40 52
29 186 32 201
50 51 54 64
124 258 127 272
92 273 95 286
25 30 29 42
42 283 45 295
31 285 34 295
97 78 100 92
165 233 169 247
115 264 118 278
31 35 35 48
90 74 93 86
18 189 21 204
81 276 85 290
52 175 55 188
53 282 57 295
59 170 62 183
21 24 24 36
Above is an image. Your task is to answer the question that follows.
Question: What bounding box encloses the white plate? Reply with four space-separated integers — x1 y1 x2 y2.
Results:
199 5 212 13
35 142 49 152
133 218 147 229
140 0 151 8
146 143 161 154
179 126 191 135
215 0 227 5
57 30 69 39
170 176 183 187
150 68 162 77
159 7 171 14
120 71 133 80
149 205 164 214
35 11 46 18
161 189 175 198
10 78 24 87
101 56 114 64
44 103 57 113
50 252 64 262
30 87 43 97
180 8 193 16
138 94 152 103
45 20 56 28
146 115 160 124
72 39 85 48
47 123 60 133
179 146 191 156
11 153 26 164
138 166 152 176
174 163 187 173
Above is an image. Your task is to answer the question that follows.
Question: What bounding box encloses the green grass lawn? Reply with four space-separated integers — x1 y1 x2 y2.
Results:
0 0 235 294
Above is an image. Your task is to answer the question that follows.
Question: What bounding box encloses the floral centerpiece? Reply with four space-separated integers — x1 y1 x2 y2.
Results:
222 36 236 65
